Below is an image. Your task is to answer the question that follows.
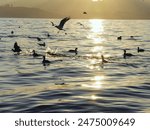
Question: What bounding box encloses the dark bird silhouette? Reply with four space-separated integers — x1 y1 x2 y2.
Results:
47 33 50 37
51 17 70 31
37 37 42 41
129 36 136 40
38 42 46 47
42 56 51 65
32 50 43 57
123 49 134 59
12 42 22 54
11 31 14 34
83 12 87 14
117 36 122 40
77 22 85 28
68 48 78 55
101 55 108 63
51 21 55 26
137 47 145 53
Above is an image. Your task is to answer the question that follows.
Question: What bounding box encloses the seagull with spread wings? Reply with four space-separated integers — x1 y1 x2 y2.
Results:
51 17 70 32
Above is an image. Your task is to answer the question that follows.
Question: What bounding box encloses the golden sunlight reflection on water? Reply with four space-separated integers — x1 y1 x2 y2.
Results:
85 19 106 70
89 19 104 33
82 75 105 89
87 19 105 44
91 46 104 53
91 95 99 100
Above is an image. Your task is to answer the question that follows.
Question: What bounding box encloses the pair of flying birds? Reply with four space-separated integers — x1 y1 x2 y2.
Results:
51 12 87 31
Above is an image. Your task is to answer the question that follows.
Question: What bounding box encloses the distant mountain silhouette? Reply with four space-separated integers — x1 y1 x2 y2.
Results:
0 0 150 19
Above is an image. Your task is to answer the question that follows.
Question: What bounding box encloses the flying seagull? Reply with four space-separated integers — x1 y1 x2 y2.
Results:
51 17 70 32
83 12 87 14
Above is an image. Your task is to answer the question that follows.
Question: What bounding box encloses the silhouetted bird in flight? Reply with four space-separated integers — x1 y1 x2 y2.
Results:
77 22 85 28
83 12 87 14
50 17 70 31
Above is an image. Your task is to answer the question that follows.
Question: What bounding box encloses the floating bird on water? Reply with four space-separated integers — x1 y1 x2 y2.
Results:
11 31 14 34
137 47 145 53
50 17 70 31
12 42 22 54
130 36 134 39
32 50 43 57
123 49 134 59
68 48 78 54
117 36 122 40
42 56 51 65
101 55 108 63
38 42 46 47
47 33 50 37
127 36 136 40
37 37 42 41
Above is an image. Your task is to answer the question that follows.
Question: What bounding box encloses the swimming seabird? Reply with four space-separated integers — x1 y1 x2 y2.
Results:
68 48 78 54
37 37 42 41
128 36 136 40
32 50 43 57
12 42 22 54
38 42 46 47
42 56 51 64
137 47 145 53
117 36 122 40
101 55 108 63
123 49 133 59
11 31 14 34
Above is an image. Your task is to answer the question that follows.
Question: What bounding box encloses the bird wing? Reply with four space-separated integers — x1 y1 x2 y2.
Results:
58 17 70 29
51 21 55 26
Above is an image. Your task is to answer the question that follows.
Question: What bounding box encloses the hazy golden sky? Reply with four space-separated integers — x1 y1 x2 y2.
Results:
0 0 150 18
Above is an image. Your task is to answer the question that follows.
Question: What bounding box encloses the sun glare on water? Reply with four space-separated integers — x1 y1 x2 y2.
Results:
88 19 104 44
89 19 104 33
82 76 105 89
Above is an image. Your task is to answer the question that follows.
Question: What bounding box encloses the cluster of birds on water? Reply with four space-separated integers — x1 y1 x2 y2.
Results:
117 35 145 59
11 17 79 66
11 16 146 66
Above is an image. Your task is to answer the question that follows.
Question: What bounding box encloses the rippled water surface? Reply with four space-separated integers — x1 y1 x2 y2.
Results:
0 18 150 112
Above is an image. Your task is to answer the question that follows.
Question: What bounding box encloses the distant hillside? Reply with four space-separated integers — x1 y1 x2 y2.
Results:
0 2 150 19
0 6 52 18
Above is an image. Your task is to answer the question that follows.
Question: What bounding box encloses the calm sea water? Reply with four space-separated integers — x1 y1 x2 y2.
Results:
0 18 150 112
